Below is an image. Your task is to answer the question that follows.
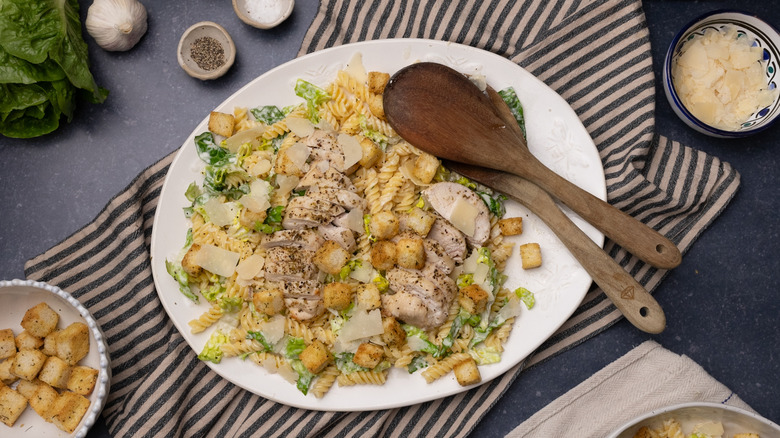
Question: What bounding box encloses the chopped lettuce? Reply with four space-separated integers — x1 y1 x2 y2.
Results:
254 205 284 234
339 259 362 281
294 79 330 123
246 331 274 352
198 330 229 364
250 105 285 124
284 337 315 395
195 132 233 167
402 325 439 356
515 287 536 309
165 260 197 303
457 273 474 289
359 114 390 150
498 87 526 139
470 345 502 365
201 282 225 302
407 355 429 373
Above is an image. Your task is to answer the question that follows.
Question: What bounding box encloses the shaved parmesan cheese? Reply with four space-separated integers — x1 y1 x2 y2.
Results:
260 315 286 345
193 244 240 277
449 197 478 237
473 262 489 286
236 254 265 280
285 141 310 172
338 133 363 169
276 174 299 196
224 125 266 152
242 195 270 213
341 207 364 233
673 26 777 130
203 198 237 227
249 159 272 177
344 52 367 84
349 262 373 283
338 309 383 342
286 117 315 138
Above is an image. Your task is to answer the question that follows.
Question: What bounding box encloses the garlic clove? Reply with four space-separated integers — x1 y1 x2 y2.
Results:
86 0 148 52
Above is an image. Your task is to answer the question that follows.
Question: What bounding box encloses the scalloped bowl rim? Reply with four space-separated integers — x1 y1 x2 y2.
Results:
663 9 780 138
0 279 111 438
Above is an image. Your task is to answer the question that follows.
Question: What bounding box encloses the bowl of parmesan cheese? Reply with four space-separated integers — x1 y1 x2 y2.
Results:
664 10 780 137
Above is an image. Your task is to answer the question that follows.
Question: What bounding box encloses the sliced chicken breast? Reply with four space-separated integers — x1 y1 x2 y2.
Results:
264 247 318 281
381 291 431 329
307 187 367 211
318 224 356 253
285 297 325 321
426 217 467 263
423 182 491 246
261 229 324 251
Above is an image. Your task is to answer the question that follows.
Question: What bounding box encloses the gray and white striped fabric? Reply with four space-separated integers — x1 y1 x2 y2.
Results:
24 0 740 437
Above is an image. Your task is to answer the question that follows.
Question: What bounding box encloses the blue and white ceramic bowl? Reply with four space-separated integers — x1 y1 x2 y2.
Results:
663 10 780 138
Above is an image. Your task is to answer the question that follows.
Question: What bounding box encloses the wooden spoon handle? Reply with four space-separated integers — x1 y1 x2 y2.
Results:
453 165 666 333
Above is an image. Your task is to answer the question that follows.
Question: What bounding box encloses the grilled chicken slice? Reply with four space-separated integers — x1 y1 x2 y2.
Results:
318 224 356 252
264 247 318 281
385 268 456 329
306 130 345 171
285 297 324 321
423 182 491 246
279 279 323 299
261 229 324 251
297 165 356 192
426 217 467 263
422 238 455 275
287 196 345 217
307 187 367 211
381 291 430 329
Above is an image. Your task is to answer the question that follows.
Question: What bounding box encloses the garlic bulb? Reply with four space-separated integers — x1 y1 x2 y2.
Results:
86 0 148 52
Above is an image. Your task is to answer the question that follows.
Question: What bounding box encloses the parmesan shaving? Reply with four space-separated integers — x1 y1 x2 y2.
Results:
286 117 315 138
337 133 363 169
192 244 240 277
449 197 478 237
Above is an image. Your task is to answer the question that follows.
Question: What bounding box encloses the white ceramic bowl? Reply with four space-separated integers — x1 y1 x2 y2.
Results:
177 21 236 80
233 0 294 30
663 10 780 138
607 402 780 438
0 279 111 438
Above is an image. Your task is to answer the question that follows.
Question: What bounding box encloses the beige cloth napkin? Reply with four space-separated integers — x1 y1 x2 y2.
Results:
507 341 754 437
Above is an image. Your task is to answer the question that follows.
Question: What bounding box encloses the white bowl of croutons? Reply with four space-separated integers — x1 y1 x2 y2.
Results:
0 279 110 437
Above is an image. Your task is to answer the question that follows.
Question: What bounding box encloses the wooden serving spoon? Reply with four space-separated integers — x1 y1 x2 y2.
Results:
444 87 666 333
383 62 682 270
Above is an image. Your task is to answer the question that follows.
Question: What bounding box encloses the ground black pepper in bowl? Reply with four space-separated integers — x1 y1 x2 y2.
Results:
190 36 225 71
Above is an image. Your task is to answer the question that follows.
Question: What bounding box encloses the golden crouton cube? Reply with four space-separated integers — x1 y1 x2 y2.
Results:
413 153 440 184
29 381 59 421
12 348 48 381
460 284 490 314
322 282 353 311
252 288 285 316
396 236 426 270
0 329 14 360
370 240 397 271
51 391 90 433
368 71 391 94
353 342 384 369
359 137 382 168
208 111 235 137
519 242 542 269
453 357 481 386
313 240 351 275
56 322 90 366
43 330 59 356
38 356 72 389
368 94 385 119
299 340 332 374
631 426 655 438
15 378 43 399
369 211 399 240
356 284 381 310
381 317 406 346
0 357 17 385
498 217 523 236
0 385 27 427
21 302 60 338
15 330 44 350
400 207 436 236
67 366 99 396
181 243 203 278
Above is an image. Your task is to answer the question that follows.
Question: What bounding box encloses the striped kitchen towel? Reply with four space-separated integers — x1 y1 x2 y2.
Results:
24 0 740 437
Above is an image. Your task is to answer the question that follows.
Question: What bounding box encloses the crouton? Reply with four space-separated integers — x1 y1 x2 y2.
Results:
396 236 426 270
0 357 17 385
15 378 43 399
631 426 655 438
498 217 523 236
0 329 14 360
381 317 406 346
453 357 481 386
368 71 390 94
29 381 59 421
356 284 381 310
38 356 72 389
15 330 44 350
208 111 235 137
51 391 90 433
352 342 384 369
12 348 48 380
55 322 90 366
181 243 203 277
313 240 351 275
460 284 490 314
413 153 440 184
252 288 285 316
67 366 99 396
0 385 27 427
322 282 353 311
519 242 542 269
299 340 332 374
42 330 59 356
359 137 382 168
369 211 399 240
21 302 60 338
399 207 436 236
368 94 385 119
370 240 397 271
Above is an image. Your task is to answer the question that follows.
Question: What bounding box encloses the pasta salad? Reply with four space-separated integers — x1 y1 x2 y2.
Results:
164 60 537 398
